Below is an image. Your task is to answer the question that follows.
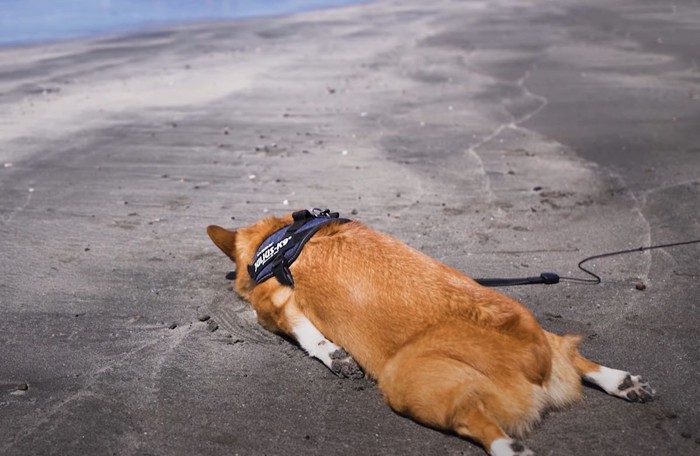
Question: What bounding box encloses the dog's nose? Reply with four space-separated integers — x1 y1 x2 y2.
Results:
225 270 237 280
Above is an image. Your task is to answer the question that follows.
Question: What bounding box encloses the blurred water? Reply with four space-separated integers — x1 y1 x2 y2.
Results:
0 0 360 46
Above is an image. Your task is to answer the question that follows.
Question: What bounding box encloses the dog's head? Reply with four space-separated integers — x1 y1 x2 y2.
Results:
207 213 293 299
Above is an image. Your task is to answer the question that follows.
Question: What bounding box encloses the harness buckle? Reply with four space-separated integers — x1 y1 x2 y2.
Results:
311 208 339 218
311 207 330 217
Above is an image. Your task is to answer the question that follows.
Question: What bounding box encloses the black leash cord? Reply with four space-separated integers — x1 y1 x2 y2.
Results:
559 239 700 284
475 239 700 287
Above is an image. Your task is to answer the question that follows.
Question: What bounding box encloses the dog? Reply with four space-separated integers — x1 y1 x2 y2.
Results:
207 209 655 456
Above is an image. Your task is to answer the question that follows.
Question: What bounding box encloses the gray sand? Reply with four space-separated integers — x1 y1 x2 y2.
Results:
1 0 699 454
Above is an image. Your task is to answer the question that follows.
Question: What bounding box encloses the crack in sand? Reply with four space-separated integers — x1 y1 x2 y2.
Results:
511 69 549 127
465 125 503 203
465 68 548 204
605 171 654 287
637 178 700 203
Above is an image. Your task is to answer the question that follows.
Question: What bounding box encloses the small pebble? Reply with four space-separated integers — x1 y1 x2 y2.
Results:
248 174 256 180
635 282 647 291
168 322 178 330
198 314 211 322
207 320 219 332
533 186 543 191
341 150 348 155
3 162 12 168
282 199 289 206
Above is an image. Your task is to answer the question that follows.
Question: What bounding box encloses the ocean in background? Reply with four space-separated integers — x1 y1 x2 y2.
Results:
0 0 361 47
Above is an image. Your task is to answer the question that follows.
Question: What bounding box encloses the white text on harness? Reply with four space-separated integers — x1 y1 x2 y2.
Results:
254 236 292 272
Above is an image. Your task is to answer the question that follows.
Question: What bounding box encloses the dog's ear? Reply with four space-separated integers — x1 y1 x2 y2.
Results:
207 225 237 261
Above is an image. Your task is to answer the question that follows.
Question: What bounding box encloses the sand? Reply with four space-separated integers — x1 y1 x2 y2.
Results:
1 0 699 454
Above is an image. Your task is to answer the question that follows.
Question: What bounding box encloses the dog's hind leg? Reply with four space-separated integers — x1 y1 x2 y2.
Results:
573 353 655 403
379 350 536 455
454 409 534 456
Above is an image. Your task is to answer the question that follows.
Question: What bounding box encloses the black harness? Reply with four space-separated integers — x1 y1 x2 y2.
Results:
247 208 350 287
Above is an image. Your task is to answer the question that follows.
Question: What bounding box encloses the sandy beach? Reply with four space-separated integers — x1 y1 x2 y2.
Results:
1 0 699 454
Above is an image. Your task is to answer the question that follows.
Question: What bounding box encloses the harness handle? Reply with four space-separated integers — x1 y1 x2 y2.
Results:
475 272 560 287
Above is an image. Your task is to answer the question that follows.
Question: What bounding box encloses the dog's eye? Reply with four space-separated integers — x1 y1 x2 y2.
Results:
225 270 237 280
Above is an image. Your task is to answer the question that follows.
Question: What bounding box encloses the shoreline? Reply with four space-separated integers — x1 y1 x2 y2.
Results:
0 0 367 49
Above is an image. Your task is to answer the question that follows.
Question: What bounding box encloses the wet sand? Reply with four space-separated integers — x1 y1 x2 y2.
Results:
1 0 699 454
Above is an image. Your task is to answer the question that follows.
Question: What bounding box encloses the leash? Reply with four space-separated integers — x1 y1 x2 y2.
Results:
474 239 700 287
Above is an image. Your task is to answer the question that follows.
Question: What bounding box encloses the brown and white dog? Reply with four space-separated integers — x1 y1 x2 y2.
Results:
207 211 654 456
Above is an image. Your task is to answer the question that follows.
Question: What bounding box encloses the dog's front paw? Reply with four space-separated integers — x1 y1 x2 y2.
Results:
329 348 364 379
617 374 655 403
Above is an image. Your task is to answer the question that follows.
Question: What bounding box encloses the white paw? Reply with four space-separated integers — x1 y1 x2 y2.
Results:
329 348 364 379
616 373 655 403
584 366 655 402
491 438 535 456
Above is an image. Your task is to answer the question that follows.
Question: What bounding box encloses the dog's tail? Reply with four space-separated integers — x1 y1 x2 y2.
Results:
543 332 585 409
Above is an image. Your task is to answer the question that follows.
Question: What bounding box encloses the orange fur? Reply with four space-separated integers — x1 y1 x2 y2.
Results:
207 213 624 453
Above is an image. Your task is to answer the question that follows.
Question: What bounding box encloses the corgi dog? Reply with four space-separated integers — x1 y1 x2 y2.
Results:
207 209 654 456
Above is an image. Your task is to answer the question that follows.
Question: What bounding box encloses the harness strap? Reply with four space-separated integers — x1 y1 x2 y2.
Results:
247 208 350 287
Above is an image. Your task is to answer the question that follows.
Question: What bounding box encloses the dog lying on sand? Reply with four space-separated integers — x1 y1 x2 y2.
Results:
207 209 654 456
